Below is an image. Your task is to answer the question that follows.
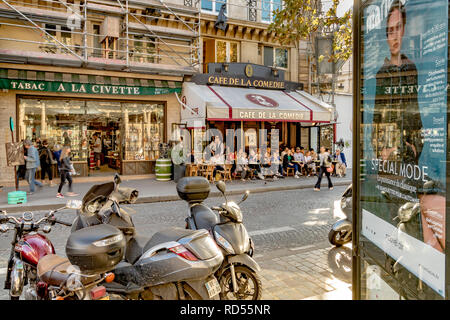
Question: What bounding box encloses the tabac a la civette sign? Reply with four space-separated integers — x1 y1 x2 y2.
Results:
191 63 303 91
0 79 180 96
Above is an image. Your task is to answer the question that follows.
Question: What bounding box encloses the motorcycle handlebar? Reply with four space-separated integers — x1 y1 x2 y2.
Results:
54 218 72 227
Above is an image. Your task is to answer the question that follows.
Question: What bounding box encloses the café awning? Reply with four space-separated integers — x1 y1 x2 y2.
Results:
180 82 333 127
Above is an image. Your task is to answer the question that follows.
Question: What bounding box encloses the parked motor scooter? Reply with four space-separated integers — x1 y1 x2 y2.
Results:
0 202 77 300
178 177 262 300
70 174 224 300
328 184 352 246
36 222 122 300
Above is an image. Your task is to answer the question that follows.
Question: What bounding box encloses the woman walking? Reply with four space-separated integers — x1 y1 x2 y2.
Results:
56 146 78 198
314 147 333 191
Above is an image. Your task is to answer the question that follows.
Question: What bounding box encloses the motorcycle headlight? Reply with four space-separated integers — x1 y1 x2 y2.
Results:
214 231 235 254
93 234 123 247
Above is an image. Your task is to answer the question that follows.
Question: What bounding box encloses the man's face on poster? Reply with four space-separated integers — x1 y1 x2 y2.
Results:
387 8 405 57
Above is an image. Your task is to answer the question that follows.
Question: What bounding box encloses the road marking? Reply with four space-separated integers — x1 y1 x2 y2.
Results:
0 268 6 275
289 244 315 251
248 226 295 236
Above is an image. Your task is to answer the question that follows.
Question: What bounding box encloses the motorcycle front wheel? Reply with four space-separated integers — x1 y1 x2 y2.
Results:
328 229 352 247
219 266 262 300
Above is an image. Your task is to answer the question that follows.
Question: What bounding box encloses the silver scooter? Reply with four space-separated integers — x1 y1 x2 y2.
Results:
71 174 224 300
177 177 262 300
329 184 352 246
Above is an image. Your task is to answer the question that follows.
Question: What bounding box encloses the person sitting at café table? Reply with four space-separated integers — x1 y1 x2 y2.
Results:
293 147 306 178
304 150 315 176
235 150 250 181
248 148 264 180
333 148 347 177
210 152 225 179
260 147 273 177
282 149 296 176
308 148 316 160
271 149 284 179
280 147 289 162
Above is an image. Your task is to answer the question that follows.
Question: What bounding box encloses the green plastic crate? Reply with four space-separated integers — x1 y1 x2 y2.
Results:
8 191 27 205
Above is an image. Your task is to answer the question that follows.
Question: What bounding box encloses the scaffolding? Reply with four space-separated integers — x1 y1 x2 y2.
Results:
0 0 202 75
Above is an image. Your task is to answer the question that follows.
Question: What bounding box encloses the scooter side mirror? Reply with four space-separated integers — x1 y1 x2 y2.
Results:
239 190 250 204
216 180 226 194
114 173 122 185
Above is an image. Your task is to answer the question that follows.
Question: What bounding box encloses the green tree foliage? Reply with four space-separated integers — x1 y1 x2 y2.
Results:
268 0 352 62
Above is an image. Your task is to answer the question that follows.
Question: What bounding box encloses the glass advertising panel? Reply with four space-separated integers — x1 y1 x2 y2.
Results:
359 0 448 299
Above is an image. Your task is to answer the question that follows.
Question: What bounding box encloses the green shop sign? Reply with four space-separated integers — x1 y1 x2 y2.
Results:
0 78 181 96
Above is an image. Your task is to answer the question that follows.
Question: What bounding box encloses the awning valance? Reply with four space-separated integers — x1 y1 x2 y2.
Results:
0 68 182 96
180 82 333 124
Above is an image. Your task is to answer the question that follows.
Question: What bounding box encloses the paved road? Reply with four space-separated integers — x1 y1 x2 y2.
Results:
0 185 350 299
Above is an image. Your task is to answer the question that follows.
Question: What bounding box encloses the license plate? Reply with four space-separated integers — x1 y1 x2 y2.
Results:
205 278 221 298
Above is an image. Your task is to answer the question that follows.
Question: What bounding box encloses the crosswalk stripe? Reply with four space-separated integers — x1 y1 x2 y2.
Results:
248 226 295 236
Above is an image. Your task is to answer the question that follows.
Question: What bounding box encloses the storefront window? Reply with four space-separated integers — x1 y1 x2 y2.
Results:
18 98 165 166
358 0 448 299
216 40 239 63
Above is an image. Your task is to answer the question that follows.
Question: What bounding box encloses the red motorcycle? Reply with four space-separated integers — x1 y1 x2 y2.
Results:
0 203 75 300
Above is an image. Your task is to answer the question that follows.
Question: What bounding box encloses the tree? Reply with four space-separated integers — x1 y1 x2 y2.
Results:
268 0 352 63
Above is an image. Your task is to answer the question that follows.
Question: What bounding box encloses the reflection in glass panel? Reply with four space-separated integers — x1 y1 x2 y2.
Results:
275 48 288 68
230 42 238 62
122 103 164 161
216 40 226 63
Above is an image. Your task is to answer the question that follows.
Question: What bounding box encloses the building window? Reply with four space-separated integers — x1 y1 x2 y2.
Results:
132 35 156 64
248 0 257 22
201 0 227 13
93 24 102 58
263 46 288 69
262 0 281 23
215 40 239 63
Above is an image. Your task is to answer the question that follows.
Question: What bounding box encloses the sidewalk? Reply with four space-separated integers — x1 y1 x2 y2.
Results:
0 170 352 213
259 242 353 300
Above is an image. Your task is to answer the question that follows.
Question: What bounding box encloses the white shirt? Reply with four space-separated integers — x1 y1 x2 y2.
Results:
94 138 102 153
293 152 305 163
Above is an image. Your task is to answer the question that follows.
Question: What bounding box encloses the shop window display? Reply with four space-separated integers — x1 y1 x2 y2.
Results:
18 98 165 174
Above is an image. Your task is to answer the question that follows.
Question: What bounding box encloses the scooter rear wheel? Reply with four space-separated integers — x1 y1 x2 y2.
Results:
328 229 352 247
219 265 262 300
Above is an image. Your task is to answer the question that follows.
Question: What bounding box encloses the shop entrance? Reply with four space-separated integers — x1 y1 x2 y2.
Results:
18 97 165 177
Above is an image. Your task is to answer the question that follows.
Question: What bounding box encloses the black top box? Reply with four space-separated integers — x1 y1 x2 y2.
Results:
176 176 210 203
66 224 126 274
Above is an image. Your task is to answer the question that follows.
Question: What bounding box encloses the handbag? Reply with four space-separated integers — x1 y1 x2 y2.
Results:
327 165 334 173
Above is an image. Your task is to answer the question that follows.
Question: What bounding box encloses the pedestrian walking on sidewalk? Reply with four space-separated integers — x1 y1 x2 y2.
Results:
56 146 78 198
314 147 333 191
23 139 43 195
39 139 55 187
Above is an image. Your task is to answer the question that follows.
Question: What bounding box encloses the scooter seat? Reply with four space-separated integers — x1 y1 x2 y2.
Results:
125 235 150 265
37 254 97 287
191 204 219 231
143 227 205 253
37 254 72 286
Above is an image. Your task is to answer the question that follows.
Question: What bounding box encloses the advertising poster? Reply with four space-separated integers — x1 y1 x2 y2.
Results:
361 0 448 298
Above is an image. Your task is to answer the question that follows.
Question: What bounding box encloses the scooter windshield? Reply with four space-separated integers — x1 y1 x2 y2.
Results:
82 182 115 209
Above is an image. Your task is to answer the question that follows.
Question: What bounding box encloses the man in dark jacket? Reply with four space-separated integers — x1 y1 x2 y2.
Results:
39 139 55 186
